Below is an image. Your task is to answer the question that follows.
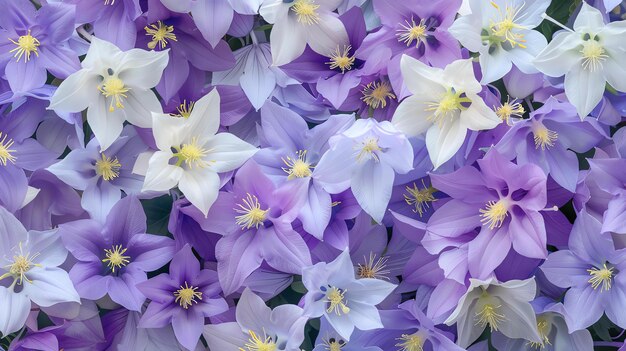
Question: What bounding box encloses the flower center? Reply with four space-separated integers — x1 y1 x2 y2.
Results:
395 332 425 351
282 150 313 179
323 338 345 351
361 81 396 109
174 281 203 309
95 153 122 181
479 199 509 229
356 252 390 280
173 137 212 169
355 137 382 162
291 0 320 25
488 2 527 49
145 21 177 50
475 302 506 332
404 180 437 217
397 17 427 47
241 330 277 351
326 45 355 74
102 244 130 273
527 316 552 349
104 0 116 4
533 123 558 150
495 98 525 125
98 76 130 112
325 286 350 315
0 132 17 166
580 38 608 72
173 100 194 118
0 243 41 286
9 30 40 62
588 263 614 292
234 193 269 230
425 88 471 127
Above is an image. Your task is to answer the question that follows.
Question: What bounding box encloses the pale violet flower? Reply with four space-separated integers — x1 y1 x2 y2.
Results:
534 2 626 118
302 249 396 341
449 0 549 83
49 37 169 150
444 277 542 349
391 55 501 169
314 118 413 223
136 89 258 216
0 207 80 336
260 0 350 66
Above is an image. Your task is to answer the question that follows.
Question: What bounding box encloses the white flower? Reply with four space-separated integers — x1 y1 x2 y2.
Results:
259 0 350 66
445 277 542 348
136 89 258 216
0 207 79 336
534 2 626 119
391 55 501 169
49 37 169 151
449 0 549 84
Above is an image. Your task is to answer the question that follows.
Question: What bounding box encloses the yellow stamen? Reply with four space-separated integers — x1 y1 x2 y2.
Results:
355 137 382 162
234 193 269 230
326 45 355 74
361 81 396 109
326 287 350 315
174 137 211 168
145 21 177 50
0 243 41 286
291 0 320 25
533 124 558 150
322 337 345 351
173 100 194 118
404 180 437 217
526 316 552 349
475 302 506 332
8 30 40 62
494 97 525 125
95 153 122 181
102 244 130 273
588 263 614 292
396 17 427 47
174 281 203 309
489 2 528 49
580 39 608 72
395 332 425 351
479 199 509 229
282 150 313 179
0 132 17 166
98 77 130 112
239 330 276 351
356 252 390 280
425 88 471 127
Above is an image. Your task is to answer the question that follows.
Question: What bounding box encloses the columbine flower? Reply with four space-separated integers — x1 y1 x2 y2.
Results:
302 249 396 340
540 210 626 331
203 288 308 351
259 0 350 66
314 118 413 223
533 2 626 118
58 195 175 311
137 89 258 216
449 0 549 84
0 207 79 336
444 277 542 348
392 55 501 169
137 244 229 351
49 37 169 150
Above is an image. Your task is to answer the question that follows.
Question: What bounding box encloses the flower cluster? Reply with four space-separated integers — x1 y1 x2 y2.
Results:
1 0 626 350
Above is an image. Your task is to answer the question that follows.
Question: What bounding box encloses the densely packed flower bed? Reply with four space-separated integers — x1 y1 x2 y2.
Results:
1 0 626 350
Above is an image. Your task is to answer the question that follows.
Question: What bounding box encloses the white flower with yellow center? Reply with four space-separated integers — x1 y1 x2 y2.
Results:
392 55 501 169
259 0 350 65
136 89 258 216
534 2 626 119
49 37 169 151
449 0 549 84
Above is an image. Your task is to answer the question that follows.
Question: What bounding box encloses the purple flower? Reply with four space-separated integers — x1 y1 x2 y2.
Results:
541 210 626 331
426 149 549 279
0 0 80 93
59 195 175 311
137 244 228 351
203 288 307 351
